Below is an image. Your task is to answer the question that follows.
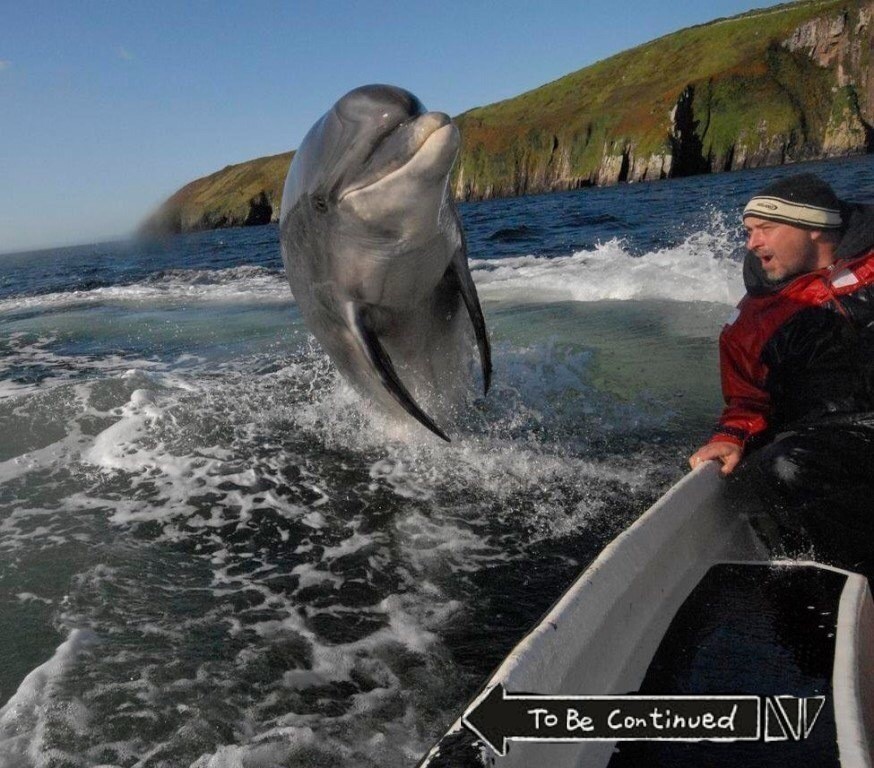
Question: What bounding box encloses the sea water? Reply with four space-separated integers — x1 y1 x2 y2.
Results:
1 156 872 767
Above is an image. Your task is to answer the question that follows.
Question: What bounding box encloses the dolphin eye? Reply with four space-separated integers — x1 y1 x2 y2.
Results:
312 194 328 213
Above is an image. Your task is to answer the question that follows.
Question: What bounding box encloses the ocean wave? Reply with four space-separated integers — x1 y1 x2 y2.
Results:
472 220 746 306
0 629 97 764
0 333 182 402
487 224 542 242
3 218 746 317
0 265 292 313
142 265 285 286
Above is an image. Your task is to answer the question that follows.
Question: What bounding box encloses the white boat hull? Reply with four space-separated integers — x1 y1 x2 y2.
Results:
419 463 874 767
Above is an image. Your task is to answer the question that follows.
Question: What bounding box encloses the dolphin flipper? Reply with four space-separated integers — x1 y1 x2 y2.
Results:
347 303 451 442
448 239 492 395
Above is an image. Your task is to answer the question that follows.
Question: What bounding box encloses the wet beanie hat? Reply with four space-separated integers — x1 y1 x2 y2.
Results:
743 173 842 229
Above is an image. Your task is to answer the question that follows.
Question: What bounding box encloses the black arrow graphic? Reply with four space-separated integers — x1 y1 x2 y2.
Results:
462 684 535 755
462 685 762 756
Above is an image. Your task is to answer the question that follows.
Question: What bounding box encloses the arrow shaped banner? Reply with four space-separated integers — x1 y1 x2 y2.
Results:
462 685 822 756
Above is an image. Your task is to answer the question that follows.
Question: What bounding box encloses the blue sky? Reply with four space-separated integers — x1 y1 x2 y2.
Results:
1 0 773 254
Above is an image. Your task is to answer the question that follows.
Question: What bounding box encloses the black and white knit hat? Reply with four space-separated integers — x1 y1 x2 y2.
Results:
743 173 843 229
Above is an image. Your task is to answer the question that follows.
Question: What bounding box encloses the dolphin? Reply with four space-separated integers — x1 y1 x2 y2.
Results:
279 85 491 441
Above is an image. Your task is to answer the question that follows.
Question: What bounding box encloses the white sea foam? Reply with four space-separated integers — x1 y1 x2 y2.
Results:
0 280 680 767
189 736 317 768
471 229 745 305
15 593 53 605
0 265 291 314
40 336 655 544
4 220 745 323
0 629 96 767
0 334 178 402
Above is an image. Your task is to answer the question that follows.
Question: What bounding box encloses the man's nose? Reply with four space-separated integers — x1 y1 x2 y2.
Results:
747 230 763 250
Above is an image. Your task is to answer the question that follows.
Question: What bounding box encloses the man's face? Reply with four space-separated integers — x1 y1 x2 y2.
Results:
744 216 820 282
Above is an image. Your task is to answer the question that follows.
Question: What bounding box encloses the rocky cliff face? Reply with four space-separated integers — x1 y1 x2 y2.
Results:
721 3 873 165
784 5 873 156
452 0 873 201
140 152 292 236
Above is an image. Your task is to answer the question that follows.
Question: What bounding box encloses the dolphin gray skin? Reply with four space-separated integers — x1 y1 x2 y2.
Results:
279 84 491 441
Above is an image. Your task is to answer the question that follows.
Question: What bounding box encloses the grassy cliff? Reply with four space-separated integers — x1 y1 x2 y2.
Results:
452 0 873 198
141 0 873 232
141 151 293 235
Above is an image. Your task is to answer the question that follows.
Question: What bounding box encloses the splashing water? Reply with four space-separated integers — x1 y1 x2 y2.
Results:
4 158 870 766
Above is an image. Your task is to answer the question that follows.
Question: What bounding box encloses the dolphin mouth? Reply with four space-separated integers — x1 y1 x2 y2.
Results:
339 113 456 200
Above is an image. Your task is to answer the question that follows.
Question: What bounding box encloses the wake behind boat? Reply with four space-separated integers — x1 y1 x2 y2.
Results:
418 462 874 767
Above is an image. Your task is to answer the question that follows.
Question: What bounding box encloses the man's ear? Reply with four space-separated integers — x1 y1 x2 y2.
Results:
810 228 842 247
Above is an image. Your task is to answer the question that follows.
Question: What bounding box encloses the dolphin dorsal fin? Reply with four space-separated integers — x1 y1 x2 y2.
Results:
347 303 451 442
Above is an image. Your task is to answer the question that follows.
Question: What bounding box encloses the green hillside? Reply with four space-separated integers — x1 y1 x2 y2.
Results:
141 0 873 233
451 0 872 198
141 151 293 234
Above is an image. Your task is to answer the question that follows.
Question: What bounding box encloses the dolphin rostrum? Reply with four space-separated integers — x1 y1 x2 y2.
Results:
279 85 491 441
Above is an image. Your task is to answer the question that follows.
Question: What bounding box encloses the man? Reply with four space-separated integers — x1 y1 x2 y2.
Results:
689 173 874 572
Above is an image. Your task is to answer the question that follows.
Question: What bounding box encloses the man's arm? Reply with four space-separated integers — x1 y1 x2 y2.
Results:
689 323 771 475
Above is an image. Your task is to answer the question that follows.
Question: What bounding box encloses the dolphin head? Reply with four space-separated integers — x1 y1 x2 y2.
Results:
281 85 459 246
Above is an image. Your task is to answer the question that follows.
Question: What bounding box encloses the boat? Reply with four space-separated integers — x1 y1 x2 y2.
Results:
417 462 874 767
